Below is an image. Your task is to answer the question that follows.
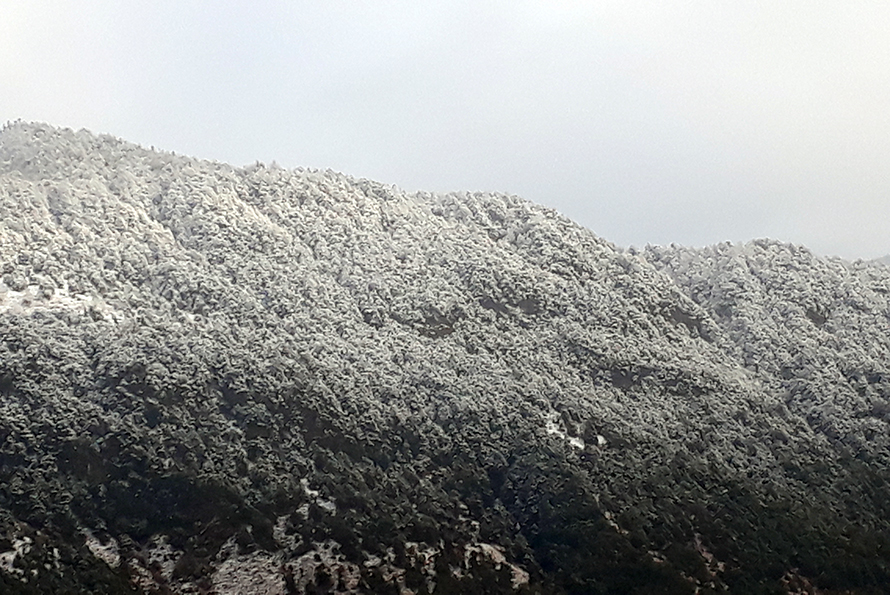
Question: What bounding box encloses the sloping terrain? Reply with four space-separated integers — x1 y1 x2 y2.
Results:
0 122 888 594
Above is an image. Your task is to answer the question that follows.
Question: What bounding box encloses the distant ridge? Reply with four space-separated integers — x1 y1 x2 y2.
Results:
1 122 889 594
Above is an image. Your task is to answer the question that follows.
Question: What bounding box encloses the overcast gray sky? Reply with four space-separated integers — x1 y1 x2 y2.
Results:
3 1 889 259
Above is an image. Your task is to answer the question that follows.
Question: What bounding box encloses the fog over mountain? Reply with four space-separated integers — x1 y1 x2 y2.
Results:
1 122 889 594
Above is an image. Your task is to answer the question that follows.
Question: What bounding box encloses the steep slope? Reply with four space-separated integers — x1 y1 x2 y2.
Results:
0 122 888 594
645 241 890 539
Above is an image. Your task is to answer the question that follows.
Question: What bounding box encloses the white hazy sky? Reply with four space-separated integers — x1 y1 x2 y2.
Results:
3 1 890 259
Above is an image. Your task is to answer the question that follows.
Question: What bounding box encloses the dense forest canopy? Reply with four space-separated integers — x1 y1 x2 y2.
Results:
1 122 889 594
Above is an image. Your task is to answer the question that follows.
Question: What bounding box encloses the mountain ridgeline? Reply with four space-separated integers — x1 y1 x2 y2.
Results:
1 122 889 594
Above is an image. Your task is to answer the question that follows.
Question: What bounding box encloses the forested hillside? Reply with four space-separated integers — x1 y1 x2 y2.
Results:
1 122 888 594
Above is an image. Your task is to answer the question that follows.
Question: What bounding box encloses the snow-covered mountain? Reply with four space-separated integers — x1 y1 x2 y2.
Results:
1 122 888 594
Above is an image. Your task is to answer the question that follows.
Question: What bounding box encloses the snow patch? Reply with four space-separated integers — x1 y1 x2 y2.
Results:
301 477 337 514
84 530 120 568
213 550 285 595
0 536 31 576
0 281 119 321
544 411 585 450
463 543 530 589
